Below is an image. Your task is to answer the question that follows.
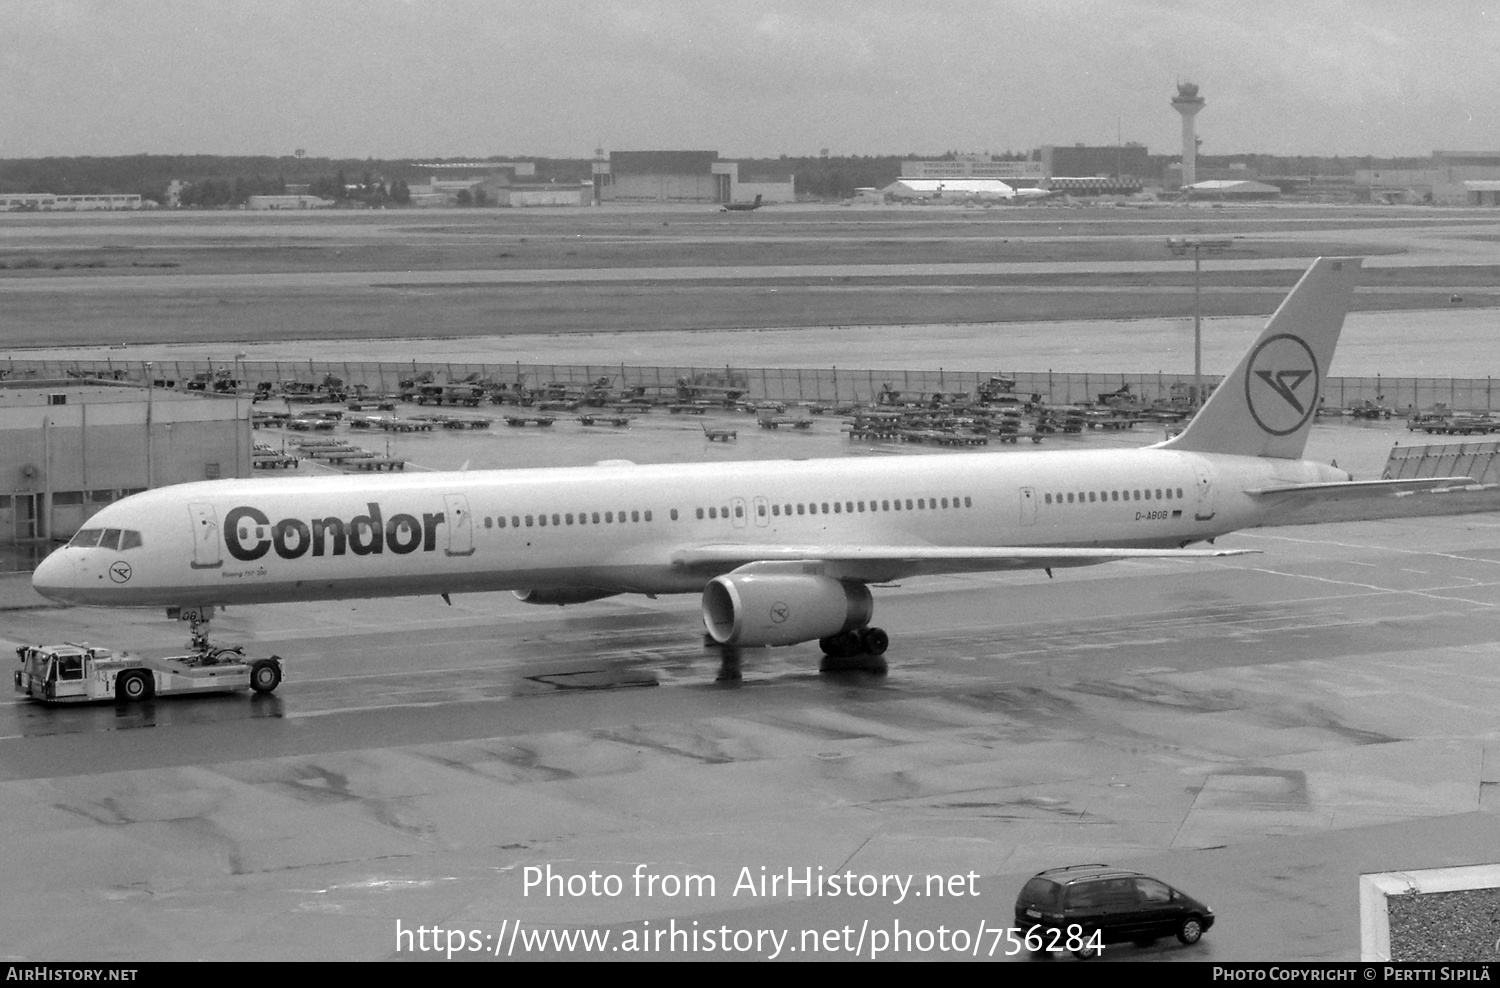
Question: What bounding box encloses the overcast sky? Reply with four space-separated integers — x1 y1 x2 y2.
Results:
4 0 1498 160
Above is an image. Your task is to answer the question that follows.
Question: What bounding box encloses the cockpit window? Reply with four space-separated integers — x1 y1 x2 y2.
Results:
66 528 142 550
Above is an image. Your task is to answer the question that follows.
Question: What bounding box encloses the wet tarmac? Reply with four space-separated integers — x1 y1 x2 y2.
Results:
4 505 1500 961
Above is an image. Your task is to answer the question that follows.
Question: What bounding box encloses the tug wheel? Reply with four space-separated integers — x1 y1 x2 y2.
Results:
249 658 282 694
116 670 154 703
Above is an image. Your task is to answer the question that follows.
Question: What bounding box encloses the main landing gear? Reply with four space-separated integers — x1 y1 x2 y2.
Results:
818 626 889 675
701 625 891 675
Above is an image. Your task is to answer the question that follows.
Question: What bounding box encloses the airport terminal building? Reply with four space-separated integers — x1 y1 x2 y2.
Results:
0 380 251 550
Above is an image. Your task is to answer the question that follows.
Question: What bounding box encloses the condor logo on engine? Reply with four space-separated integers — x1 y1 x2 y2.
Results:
225 503 446 561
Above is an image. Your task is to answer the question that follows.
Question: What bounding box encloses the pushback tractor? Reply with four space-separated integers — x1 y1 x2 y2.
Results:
15 642 283 704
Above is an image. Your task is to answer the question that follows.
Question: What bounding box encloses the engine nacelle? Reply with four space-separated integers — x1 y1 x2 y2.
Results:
702 573 873 647
513 588 621 606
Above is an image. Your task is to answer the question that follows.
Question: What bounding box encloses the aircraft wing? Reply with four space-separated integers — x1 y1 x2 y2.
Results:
1244 477 1477 499
671 543 1256 583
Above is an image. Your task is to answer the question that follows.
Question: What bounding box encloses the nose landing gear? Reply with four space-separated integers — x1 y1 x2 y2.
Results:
175 605 217 655
170 605 241 665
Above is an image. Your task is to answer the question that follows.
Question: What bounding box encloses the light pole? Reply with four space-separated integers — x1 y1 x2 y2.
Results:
1166 237 1213 409
1191 243 1202 410
144 361 154 489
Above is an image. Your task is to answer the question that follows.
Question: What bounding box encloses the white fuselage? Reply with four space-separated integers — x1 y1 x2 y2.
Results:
32 448 1342 609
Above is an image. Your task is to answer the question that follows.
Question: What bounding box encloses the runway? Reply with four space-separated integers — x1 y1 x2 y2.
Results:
4 511 1500 960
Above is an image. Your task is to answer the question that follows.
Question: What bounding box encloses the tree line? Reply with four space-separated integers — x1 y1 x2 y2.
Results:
0 155 461 205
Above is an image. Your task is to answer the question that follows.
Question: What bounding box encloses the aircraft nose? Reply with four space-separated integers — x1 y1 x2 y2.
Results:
30 550 77 603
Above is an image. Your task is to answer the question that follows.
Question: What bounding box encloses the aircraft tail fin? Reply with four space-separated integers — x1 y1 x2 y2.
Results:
1161 256 1361 459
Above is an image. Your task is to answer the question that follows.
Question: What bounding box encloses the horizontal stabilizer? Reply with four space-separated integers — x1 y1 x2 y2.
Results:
1245 477 1476 498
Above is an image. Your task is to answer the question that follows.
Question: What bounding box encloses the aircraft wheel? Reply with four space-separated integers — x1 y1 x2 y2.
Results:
249 658 282 694
819 631 861 658
116 670 154 703
820 652 888 674
819 630 888 674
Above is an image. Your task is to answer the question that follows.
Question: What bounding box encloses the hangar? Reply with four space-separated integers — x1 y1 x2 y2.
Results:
1465 181 1500 206
592 151 795 205
0 380 251 549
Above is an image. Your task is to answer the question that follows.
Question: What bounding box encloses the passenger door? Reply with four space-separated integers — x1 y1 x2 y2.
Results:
1098 878 1144 941
1192 462 1215 521
1133 878 1179 940
730 496 748 529
188 503 222 569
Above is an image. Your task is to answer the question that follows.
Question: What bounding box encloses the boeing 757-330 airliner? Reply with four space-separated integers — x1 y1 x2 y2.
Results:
31 257 1463 668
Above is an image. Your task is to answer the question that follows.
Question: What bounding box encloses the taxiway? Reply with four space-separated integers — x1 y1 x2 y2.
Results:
4 510 1500 960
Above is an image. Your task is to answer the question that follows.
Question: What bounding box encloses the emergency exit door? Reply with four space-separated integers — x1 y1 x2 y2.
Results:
1018 487 1038 526
443 494 475 556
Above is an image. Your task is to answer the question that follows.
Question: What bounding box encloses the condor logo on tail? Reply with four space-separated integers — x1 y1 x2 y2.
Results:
1245 333 1319 436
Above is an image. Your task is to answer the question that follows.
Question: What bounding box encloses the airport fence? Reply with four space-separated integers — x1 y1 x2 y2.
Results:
4 357 1499 411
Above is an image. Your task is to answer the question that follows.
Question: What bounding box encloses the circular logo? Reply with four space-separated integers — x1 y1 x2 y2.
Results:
109 561 132 584
1244 333 1319 436
769 602 790 624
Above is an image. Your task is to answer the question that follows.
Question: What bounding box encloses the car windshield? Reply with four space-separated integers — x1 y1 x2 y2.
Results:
1019 878 1062 909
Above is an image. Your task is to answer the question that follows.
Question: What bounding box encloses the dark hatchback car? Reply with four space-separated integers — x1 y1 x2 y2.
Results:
1014 865 1214 958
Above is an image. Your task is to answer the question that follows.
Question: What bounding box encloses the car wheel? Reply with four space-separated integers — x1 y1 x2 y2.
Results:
1177 916 1204 945
1073 941 1099 960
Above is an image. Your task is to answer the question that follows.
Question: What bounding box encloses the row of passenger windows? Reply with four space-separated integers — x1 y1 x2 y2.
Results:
483 510 653 529
479 495 977 530
68 528 144 551
709 495 974 520
1045 487 1185 505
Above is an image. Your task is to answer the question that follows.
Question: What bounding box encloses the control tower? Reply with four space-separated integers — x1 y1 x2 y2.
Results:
1171 82 1206 188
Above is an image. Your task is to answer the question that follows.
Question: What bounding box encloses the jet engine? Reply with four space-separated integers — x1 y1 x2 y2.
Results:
702 573 873 647
513 588 621 606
